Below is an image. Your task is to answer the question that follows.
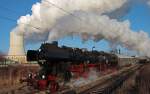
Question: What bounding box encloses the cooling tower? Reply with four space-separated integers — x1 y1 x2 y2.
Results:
8 32 25 56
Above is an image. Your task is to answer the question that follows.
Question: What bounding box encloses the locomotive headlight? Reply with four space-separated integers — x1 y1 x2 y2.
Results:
42 75 45 79
28 73 32 79
38 49 41 52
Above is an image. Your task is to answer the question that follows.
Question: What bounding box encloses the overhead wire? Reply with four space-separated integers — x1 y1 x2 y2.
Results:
44 0 82 21
0 0 84 30
0 0 92 34
0 15 16 22
0 5 21 15
43 0 95 28
0 15 41 30
0 4 42 30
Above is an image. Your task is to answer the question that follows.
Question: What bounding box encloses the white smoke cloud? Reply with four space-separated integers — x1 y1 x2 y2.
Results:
48 11 150 56
69 68 99 87
12 0 150 56
148 0 150 5
13 0 128 42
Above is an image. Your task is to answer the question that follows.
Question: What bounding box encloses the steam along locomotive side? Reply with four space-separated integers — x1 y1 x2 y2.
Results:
22 41 138 93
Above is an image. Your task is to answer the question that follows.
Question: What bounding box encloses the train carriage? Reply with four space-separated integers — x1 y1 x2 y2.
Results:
116 54 138 68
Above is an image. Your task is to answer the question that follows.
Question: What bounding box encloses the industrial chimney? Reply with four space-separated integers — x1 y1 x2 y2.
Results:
8 32 25 55
7 32 26 63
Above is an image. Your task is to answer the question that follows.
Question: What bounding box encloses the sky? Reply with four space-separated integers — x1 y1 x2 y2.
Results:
0 0 150 55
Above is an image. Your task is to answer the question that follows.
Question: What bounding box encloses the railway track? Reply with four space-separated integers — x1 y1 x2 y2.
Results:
136 63 150 94
0 65 140 94
80 65 140 94
61 64 140 94
86 72 132 94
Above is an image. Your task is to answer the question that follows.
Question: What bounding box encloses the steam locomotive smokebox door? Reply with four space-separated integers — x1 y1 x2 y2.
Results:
27 50 38 61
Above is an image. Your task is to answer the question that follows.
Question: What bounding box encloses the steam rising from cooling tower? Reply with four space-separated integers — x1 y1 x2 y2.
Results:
11 0 150 57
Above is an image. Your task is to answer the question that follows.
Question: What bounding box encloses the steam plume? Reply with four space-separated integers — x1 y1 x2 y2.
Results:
12 0 150 56
13 0 128 42
148 0 150 5
48 11 150 56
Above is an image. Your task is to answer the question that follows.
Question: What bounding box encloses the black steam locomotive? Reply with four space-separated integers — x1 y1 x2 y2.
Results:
25 41 119 92
27 41 118 63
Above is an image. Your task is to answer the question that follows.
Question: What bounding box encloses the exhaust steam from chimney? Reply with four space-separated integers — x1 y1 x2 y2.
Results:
11 0 150 57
